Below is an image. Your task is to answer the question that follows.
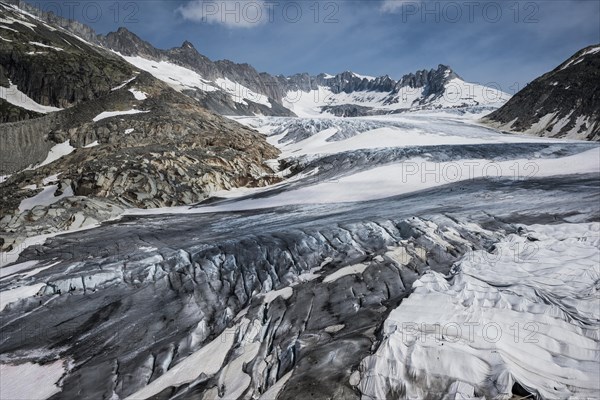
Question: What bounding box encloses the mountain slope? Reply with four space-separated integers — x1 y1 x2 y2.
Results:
0 1 281 250
0 3 135 112
484 44 600 140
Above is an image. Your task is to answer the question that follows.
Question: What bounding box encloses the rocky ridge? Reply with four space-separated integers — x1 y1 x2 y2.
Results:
484 44 600 140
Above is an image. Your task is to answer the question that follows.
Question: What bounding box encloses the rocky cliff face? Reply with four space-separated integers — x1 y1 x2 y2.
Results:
0 3 134 110
484 44 600 140
396 64 460 98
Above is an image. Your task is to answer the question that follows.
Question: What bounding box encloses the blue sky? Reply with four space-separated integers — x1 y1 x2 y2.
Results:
34 0 600 93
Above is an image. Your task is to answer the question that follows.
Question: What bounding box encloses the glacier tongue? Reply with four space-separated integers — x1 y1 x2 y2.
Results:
358 222 600 400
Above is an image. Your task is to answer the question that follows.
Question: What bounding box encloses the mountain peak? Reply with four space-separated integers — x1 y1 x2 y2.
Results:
181 40 196 50
436 64 460 80
104 27 162 59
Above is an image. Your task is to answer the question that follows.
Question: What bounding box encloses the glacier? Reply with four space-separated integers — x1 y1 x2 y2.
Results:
1 111 599 400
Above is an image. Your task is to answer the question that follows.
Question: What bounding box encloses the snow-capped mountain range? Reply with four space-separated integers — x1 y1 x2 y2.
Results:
102 28 512 117
0 0 510 119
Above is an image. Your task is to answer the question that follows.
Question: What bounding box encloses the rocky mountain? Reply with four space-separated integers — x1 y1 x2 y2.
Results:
0 1 280 250
116 36 509 117
484 44 600 140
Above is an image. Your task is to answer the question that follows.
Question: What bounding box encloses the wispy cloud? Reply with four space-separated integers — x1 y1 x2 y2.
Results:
177 0 268 29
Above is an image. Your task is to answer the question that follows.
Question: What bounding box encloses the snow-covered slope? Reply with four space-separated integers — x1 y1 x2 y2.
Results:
119 55 273 109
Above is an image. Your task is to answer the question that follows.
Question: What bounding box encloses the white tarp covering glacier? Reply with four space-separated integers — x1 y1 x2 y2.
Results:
359 222 600 399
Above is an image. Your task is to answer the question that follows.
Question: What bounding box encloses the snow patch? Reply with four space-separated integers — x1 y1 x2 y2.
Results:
352 72 376 80
83 141 99 148
128 88 147 100
0 260 39 279
323 263 368 283
560 45 600 70
0 283 45 310
0 81 62 113
262 287 293 303
0 24 19 32
18 185 73 213
26 140 74 170
0 15 36 30
111 76 137 91
29 41 62 51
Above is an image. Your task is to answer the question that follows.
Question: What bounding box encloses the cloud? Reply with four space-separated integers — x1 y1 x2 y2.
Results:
177 0 268 28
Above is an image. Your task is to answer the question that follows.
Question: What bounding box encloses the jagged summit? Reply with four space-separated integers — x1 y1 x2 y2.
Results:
398 64 460 88
103 27 162 59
